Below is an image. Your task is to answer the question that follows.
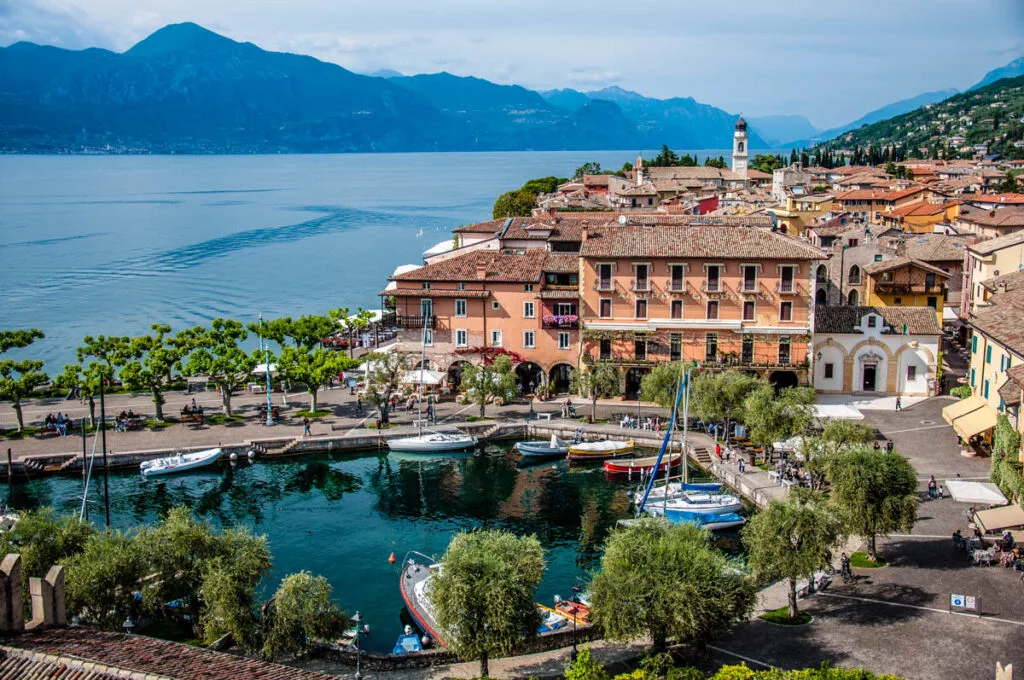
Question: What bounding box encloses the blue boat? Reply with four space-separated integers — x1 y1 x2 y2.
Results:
392 625 424 654
663 511 746 531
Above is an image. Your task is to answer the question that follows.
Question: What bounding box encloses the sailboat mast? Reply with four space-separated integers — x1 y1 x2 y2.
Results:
418 313 428 434
681 368 691 485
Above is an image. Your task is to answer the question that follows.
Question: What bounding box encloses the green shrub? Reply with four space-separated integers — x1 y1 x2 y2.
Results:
949 386 973 399
565 647 609 680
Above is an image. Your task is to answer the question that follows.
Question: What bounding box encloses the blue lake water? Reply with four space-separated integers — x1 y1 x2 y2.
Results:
0 150 733 369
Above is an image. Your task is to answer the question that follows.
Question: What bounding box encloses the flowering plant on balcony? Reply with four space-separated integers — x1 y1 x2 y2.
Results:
542 314 579 327
453 346 525 365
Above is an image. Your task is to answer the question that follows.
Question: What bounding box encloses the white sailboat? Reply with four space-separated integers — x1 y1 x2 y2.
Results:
387 316 476 454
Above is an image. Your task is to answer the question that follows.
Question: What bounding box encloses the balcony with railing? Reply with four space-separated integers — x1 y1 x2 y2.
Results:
738 280 759 295
630 278 651 293
872 281 944 295
666 279 686 293
593 279 615 292
701 280 729 296
395 315 436 329
774 281 802 295
541 314 580 329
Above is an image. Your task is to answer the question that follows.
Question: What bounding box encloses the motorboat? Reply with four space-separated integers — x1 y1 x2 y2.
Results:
392 625 425 654
552 596 590 625
140 448 222 477
567 439 634 461
388 430 477 453
400 553 446 647
536 605 569 634
604 453 681 476
515 435 569 457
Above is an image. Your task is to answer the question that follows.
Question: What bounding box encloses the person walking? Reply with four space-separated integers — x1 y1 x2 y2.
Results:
895 395 902 412
356 395 362 412
303 417 311 437
928 475 937 499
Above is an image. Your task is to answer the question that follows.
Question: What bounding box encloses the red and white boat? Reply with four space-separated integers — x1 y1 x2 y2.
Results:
603 453 682 475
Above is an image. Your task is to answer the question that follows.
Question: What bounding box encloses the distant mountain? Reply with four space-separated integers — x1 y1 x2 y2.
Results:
971 56 1024 90
747 115 820 147
367 68 404 78
811 75 1024 161
538 88 592 112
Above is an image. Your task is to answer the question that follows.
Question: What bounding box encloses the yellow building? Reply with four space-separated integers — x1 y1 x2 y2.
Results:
767 194 834 237
961 230 1024 319
880 201 961 234
863 257 949 327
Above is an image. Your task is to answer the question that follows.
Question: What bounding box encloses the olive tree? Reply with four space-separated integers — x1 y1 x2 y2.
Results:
364 351 412 425
589 518 755 653
572 364 621 420
743 385 816 450
65 531 147 630
262 571 346 660
430 529 545 677
692 370 766 440
461 355 519 418
743 491 845 619
824 447 918 558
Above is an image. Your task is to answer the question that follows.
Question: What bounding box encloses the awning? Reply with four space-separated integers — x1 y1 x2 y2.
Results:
952 403 998 440
942 307 960 324
401 369 445 385
252 362 278 375
942 395 985 424
813 404 864 420
945 480 1008 506
975 504 1024 533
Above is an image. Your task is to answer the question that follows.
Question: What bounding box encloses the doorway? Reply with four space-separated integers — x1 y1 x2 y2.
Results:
863 365 877 391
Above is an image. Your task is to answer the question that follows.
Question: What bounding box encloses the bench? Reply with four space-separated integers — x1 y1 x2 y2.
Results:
536 412 555 421
180 412 205 425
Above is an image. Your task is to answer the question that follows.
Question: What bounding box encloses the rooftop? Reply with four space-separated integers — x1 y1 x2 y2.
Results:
966 227 1024 255
979 268 1024 294
391 249 547 283
579 225 825 260
969 288 1024 354
862 256 951 277
958 205 1024 228
899 233 969 263
814 305 941 335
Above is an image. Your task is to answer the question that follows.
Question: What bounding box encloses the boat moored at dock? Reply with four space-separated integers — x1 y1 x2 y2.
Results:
139 448 222 477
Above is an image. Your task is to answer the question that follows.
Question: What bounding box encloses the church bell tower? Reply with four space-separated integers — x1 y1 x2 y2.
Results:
732 116 748 179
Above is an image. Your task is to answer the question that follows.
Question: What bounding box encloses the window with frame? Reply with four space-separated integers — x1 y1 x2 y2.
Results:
706 265 721 292
742 335 753 363
848 239 859 247
780 301 793 321
599 298 612 318
907 365 917 381
558 332 570 350
848 265 861 284
893 297 902 304
524 301 535 318
984 379 990 399
598 264 613 290
705 333 718 362
824 363 834 379
779 265 795 293
987 345 992 363
423 329 433 346
455 299 467 317
634 263 649 292
422 282 431 289
972 336 978 352
778 336 791 364
491 301 500 310
670 264 685 291
706 300 719 320
491 330 503 347
599 339 612 360
634 339 647 361
457 282 466 290
523 330 535 348
868 315 877 328
524 284 534 292
671 300 683 319
741 265 757 292
670 333 681 362
455 329 468 347
743 300 755 321
635 298 647 319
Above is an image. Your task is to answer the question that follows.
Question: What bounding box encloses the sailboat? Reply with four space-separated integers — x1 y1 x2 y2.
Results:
387 315 476 454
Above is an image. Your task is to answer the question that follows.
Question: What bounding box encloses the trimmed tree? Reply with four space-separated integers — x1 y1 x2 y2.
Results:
119 324 188 421
743 491 845 619
179 319 259 416
262 571 346 660
263 314 359 413
823 447 918 558
430 529 545 677
0 328 48 432
571 364 621 420
461 354 520 418
589 518 755 653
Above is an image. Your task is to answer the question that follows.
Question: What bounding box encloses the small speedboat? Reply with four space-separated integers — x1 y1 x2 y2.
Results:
567 439 634 461
553 596 591 625
604 453 682 475
388 430 477 453
140 448 222 477
515 435 569 457
392 625 424 654
536 605 569 633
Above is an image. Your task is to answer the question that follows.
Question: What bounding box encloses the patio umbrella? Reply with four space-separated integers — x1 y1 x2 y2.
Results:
401 369 445 385
945 480 1008 506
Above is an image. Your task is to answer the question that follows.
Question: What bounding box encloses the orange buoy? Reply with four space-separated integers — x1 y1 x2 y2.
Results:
388 552 396 564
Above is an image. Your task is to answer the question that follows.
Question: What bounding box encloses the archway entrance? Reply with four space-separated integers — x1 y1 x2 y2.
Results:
769 370 799 393
625 367 650 401
847 289 859 305
515 362 544 394
446 361 469 390
549 364 573 395
815 288 827 305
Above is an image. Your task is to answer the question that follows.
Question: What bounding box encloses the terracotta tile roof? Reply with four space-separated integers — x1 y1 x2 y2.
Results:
542 253 579 273
453 218 508 234
998 376 1021 406
975 193 1024 205
383 288 491 298
7 628 335 680
885 201 955 218
814 305 941 335
831 165 887 176
958 205 1024 228
583 174 610 186
579 225 825 260
745 169 773 179
1004 363 1024 390
646 166 743 181
980 268 1024 294
967 228 1024 255
863 256 950 277
0 646 125 679
969 289 1024 354
392 249 545 283
835 187 927 202
900 234 969 263
836 173 891 187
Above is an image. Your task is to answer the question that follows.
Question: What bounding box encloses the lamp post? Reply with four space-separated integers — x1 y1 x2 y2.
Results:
122 616 135 634
351 611 370 680
259 313 273 426
570 584 583 663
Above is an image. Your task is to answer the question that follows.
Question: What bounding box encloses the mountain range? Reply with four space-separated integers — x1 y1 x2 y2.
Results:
0 21 1021 154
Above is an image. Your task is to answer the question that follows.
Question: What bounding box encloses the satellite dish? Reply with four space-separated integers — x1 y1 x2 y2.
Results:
618 215 627 225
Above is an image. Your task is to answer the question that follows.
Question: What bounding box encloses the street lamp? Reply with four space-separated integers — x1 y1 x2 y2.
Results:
122 616 135 634
351 611 370 680
568 584 583 664
259 313 273 426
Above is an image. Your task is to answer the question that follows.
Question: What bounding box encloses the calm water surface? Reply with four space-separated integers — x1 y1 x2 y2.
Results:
0 151 733 368
4 441 735 651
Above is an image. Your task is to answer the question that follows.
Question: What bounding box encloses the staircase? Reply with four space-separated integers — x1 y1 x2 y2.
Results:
58 456 80 472
689 446 713 467
277 438 305 456
22 459 44 474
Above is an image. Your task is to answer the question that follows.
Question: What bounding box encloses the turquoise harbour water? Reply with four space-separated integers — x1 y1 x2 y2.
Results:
6 441 735 652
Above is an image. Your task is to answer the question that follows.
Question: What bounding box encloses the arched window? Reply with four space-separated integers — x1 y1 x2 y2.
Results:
737 141 745 153
816 289 828 305
848 265 861 284
847 289 859 305
816 265 828 283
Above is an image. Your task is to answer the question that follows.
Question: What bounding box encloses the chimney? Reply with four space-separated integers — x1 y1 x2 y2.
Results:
476 261 487 280
999 281 1007 291
581 220 590 243
548 207 559 223
990 210 997 217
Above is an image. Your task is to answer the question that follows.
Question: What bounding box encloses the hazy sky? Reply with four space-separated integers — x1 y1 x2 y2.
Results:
2 0 1023 128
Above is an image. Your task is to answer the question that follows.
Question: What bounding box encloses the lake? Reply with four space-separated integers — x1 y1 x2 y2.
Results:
5 442 733 652
0 151 735 369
